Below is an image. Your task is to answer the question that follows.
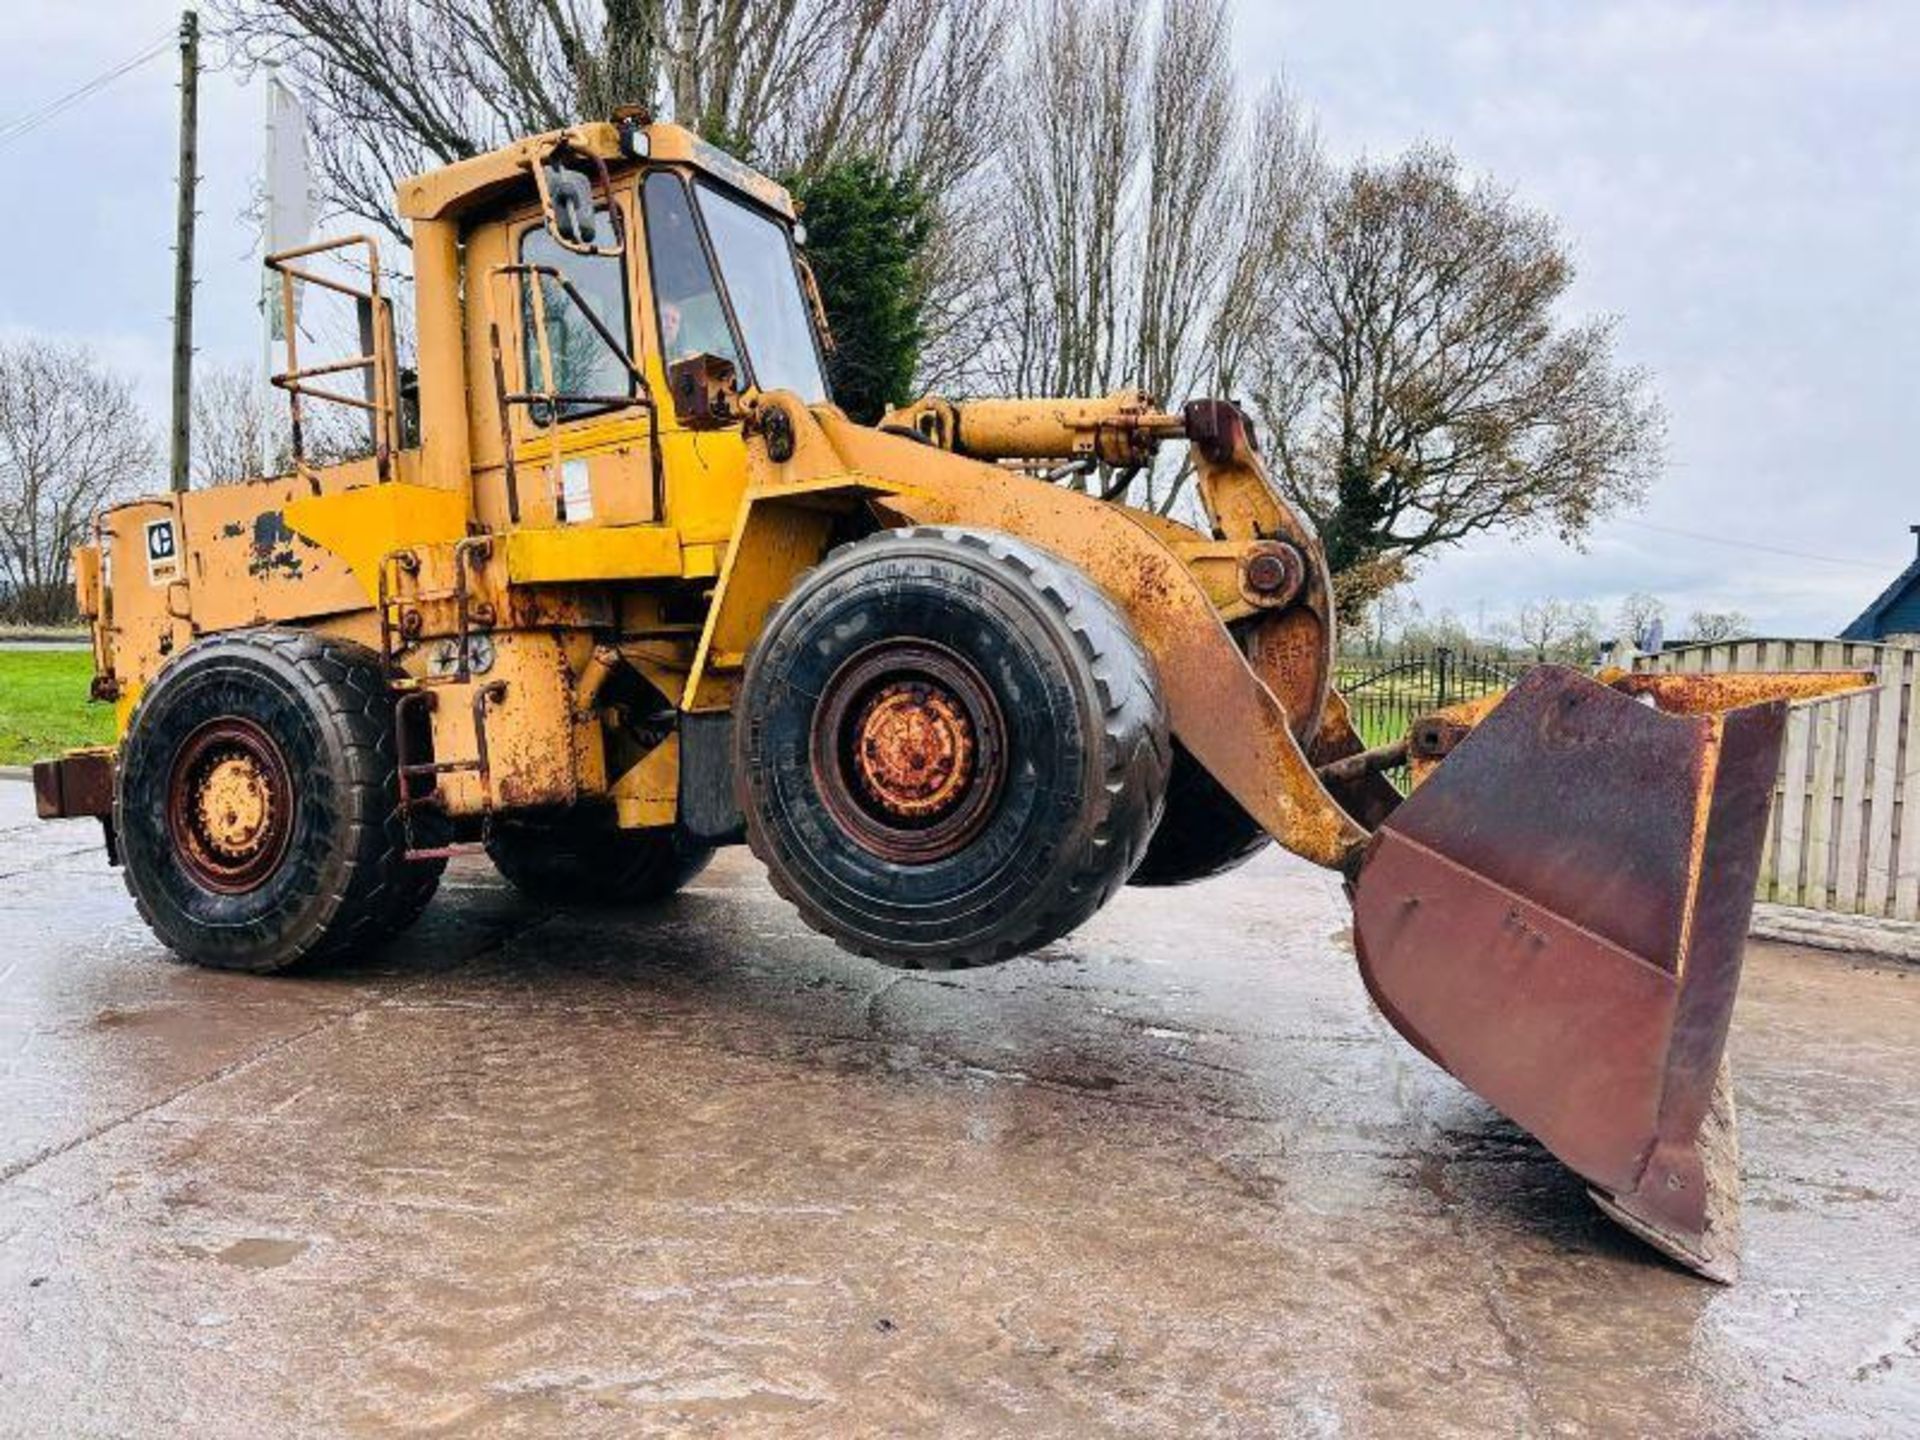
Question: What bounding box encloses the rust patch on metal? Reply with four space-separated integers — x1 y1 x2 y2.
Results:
811 640 1007 865
1603 669 1875 714
165 717 295 894
1352 666 1790 1278
852 681 976 821
32 749 115 820
1239 541 1306 610
1406 690 1507 789
1307 690 1402 831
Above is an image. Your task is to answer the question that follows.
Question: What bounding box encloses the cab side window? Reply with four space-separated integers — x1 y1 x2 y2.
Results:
641 172 745 377
519 211 635 421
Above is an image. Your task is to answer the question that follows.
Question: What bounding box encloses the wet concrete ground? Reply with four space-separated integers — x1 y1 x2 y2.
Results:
0 778 1916 1437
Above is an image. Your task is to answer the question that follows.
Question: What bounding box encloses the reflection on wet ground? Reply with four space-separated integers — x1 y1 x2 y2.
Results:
0 782 1915 1435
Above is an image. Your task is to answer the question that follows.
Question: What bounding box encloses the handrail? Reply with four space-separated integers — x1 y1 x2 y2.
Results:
265 233 400 488
484 261 664 527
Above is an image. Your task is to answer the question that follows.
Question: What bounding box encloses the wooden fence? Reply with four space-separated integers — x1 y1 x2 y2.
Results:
1636 639 1917 918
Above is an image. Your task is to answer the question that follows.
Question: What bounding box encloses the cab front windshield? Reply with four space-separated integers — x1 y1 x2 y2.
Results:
642 171 828 403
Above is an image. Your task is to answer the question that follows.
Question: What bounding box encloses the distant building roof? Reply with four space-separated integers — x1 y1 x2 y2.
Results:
1842 525 1920 641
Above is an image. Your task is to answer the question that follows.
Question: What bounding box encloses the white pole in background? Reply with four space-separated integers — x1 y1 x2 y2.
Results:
261 58 277 395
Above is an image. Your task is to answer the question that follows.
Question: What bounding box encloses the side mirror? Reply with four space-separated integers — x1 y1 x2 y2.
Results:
668 354 741 430
544 166 598 247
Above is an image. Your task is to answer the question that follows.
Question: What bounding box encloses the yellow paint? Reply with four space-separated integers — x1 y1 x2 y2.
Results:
681 542 725 578
283 483 470 602
72 545 102 619
398 124 623 222
395 121 794 224
503 524 683 584
412 218 470 493
657 428 752 544
526 413 656 459
682 473 908 713
611 733 680 829
683 495 838 712
114 686 142 736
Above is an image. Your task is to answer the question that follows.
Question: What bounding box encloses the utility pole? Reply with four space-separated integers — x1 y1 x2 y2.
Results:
169 5 200 494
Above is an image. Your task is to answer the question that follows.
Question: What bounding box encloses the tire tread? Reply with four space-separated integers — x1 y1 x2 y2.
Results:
741 526 1170 970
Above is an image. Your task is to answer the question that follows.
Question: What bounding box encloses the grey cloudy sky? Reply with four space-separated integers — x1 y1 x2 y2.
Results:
0 1 1914 635
1244 2 1919 635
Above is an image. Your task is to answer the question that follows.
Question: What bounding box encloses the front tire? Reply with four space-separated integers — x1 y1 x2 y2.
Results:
736 526 1170 969
115 628 440 972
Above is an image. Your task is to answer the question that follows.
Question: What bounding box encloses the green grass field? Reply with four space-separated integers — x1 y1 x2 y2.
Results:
0 650 114 765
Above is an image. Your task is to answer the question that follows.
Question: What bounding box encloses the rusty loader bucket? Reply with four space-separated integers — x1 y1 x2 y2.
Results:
1350 665 1865 1281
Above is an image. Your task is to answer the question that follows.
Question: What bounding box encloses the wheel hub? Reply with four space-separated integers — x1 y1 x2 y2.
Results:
195 754 275 859
852 681 976 819
813 642 1007 864
167 718 295 893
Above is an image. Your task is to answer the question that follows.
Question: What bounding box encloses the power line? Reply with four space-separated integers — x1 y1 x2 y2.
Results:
0 30 175 153
1612 516 1888 572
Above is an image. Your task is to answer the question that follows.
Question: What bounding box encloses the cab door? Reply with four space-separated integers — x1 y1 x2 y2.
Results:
475 187 662 531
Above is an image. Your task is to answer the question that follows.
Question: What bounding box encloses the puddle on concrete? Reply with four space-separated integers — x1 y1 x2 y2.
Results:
214 1238 309 1270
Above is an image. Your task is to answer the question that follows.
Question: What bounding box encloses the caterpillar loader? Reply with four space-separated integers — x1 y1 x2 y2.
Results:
33 114 1869 1282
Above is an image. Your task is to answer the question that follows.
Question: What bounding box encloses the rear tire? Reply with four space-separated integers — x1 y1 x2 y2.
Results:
1127 740 1269 886
486 813 711 905
736 526 1170 969
115 628 441 973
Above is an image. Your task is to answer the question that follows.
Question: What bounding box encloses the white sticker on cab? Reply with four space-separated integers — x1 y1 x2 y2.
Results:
560 460 593 523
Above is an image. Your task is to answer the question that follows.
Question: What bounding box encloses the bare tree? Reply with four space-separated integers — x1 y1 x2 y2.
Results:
1256 147 1663 618
1132 0 1237 405
1508 597 1602 663
1686 609 1753 644
971 0 1318 513
213 0 1008 240
1616 591 1667 650
1204 85 1320 398
193 356 376 485
1400 600 1475 653
192 364 289 486
982 0 1145 402
0 341 156 624
1353 586 1413 656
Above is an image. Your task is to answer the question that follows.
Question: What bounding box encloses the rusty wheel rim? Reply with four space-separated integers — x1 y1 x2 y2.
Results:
812 641 1007 865
166 717 296 894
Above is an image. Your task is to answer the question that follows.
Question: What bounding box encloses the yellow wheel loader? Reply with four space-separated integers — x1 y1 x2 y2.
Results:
32 115 1869 1282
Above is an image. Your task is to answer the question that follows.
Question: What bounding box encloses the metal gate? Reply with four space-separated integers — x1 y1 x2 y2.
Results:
1339 647 1527 790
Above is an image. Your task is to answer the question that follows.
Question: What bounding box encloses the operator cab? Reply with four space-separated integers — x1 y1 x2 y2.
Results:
466 119 830 428
379 117 832 536
257 116 831 526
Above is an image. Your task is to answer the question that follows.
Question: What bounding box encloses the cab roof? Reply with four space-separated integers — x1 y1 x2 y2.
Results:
394 120 797 225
